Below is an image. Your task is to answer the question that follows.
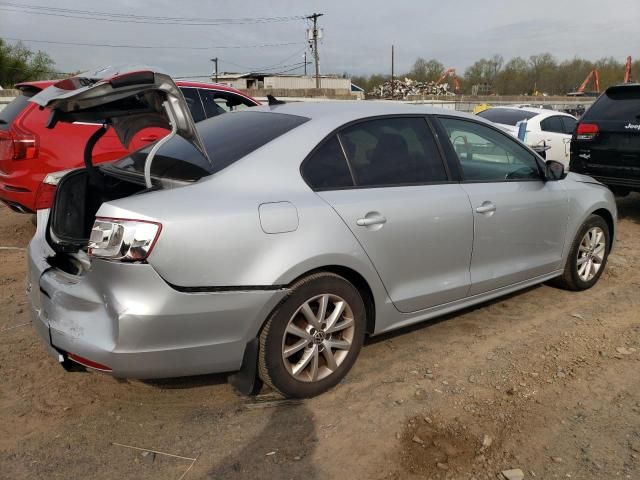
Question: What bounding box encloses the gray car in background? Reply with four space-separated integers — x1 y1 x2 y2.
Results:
26 69 616 398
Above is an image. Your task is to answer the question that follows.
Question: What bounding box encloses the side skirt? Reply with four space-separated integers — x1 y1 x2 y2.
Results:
374 270 563 335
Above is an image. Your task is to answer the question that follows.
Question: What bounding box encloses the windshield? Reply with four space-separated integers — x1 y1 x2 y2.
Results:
0 95 30 131
477 108 538 126
106 110 309 181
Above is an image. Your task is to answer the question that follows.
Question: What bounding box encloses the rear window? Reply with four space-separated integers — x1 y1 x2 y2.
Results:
107 110 308 181
0 95 30 131
583 85 640 122
477 108 538 126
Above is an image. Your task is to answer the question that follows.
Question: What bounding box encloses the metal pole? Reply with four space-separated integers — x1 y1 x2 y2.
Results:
307 13 323 89
211 57 218 82
304 51 307 76
391 45 394 99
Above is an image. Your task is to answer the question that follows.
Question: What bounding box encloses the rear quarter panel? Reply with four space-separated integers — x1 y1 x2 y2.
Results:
96 119 388 296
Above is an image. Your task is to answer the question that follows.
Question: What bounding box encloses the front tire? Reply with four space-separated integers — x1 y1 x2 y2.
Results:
258 272 366 398
552 214 610 291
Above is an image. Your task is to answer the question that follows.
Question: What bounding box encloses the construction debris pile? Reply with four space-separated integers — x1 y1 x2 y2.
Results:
369 77 456 99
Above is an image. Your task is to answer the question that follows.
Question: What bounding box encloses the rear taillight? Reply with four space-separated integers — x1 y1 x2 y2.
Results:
88 218 161 262
35 169 77 210
34 183 57 210
576 123 599 141
11 125 38 160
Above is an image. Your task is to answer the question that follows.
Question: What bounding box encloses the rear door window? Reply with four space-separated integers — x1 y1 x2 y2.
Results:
179 87 206 123
0 95 30 131
540 116 565 134
302 136 354 189
338 117 448 187
199 89 256 118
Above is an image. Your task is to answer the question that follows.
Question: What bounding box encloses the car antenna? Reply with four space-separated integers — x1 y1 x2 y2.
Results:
267 94 285 106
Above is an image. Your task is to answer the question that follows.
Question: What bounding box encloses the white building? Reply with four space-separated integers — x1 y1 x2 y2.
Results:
215 72 352 93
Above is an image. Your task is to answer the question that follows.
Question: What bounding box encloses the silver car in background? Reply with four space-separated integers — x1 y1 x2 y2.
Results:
26 69 616 398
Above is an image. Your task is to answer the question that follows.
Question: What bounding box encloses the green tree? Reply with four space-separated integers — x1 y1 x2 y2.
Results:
0 38 57 88
464 54 502 90
494 56 529 94
408 58 444 82
528 53 557 94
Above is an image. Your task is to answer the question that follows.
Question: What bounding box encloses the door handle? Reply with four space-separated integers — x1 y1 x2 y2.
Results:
356 215 387 227
475 202 496 214
140 135 160 142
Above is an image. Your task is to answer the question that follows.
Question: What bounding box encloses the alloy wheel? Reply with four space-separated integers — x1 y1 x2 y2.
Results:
577 226 606 282
281 294 355 382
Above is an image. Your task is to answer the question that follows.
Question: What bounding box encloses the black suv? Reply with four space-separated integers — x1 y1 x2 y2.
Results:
570 83 640 195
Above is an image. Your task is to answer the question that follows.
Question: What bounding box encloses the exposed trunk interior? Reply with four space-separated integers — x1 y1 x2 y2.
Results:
48 168 146 264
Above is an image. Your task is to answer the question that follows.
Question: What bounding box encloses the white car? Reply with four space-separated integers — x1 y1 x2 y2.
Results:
477 106 577 167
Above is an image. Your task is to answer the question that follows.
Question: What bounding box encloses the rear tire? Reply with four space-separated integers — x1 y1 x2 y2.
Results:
552 214 610 291
258 272 366 398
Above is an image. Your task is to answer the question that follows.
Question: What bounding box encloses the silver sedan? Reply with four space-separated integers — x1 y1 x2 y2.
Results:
26 69 616 398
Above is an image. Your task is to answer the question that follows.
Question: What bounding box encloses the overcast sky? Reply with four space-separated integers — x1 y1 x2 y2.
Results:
2 0 639 79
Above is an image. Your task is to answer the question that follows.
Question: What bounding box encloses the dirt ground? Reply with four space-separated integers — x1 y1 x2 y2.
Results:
1 197 639 480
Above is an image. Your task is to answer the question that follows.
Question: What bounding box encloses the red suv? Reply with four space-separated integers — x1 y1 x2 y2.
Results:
0 80 259 213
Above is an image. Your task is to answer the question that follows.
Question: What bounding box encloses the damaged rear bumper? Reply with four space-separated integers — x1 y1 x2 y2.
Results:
26 233 287 379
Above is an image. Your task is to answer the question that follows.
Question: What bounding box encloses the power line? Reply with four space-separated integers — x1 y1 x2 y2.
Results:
0 3 307 25
174 62 308 79
3 37 305 51
219 46 308 72
271 63 310 75
0 1 306 22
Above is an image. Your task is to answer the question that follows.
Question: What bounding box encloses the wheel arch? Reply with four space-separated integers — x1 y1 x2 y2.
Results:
283 265 377 335
591 207 615 249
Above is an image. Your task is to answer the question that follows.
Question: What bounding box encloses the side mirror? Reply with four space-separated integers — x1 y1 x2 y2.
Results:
545 160 567 181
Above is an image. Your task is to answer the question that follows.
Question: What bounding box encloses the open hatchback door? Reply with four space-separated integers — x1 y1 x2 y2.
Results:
29 66 211 257
30 65 209 166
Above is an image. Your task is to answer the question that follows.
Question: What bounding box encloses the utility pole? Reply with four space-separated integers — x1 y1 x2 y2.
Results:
304 51 307 76
307 13 323 89
391 45 395 99
211 57 218 82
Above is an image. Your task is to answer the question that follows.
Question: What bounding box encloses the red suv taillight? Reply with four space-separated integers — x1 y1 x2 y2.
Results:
576 123 599 141
34 182 57 210
34 169 76 210
8 124 39 160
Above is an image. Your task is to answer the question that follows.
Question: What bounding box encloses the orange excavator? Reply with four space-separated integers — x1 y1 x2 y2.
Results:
624 56 633 83
568 69 600 96
437 68 461 93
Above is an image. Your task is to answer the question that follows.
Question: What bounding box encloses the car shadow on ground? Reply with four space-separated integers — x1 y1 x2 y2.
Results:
140 372 229 389
616 193 640 224
205 403 319 479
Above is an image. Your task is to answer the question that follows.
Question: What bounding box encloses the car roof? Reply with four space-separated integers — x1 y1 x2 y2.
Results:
250 101 477 124
172 81 258 103
606 82 640 91
487 105 572 118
